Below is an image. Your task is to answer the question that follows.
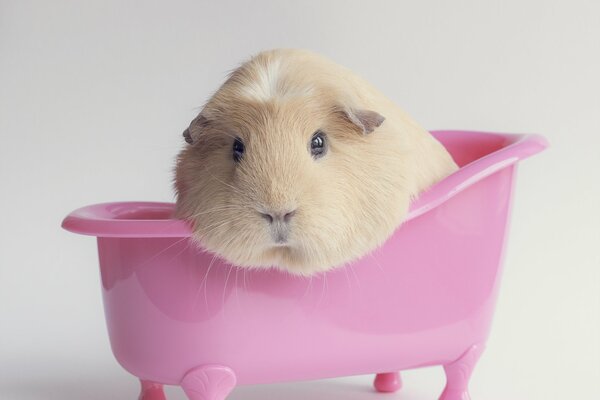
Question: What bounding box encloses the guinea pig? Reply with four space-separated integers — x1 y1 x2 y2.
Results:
174 49 457 276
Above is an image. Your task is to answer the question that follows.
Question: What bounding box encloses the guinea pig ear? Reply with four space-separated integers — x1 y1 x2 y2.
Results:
183 114 209 144
344 108 385 134
182 128 193 144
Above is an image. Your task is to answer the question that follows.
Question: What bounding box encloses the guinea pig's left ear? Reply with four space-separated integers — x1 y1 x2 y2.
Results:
344 108 385 134
183 114 209 144
182 128 193 144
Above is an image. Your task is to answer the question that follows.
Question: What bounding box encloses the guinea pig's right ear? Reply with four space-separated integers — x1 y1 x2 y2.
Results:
344 108 385 135
182 114 209 144
335 105 385 135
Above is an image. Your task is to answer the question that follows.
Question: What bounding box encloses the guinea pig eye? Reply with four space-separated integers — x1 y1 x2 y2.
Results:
310 130 327 159
232 137 245 162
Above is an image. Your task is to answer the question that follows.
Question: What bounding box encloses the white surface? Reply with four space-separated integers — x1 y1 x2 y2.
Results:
1 1 599 399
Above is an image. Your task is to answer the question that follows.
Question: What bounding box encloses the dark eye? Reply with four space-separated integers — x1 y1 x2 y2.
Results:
233 137 245 162
310 130 327 159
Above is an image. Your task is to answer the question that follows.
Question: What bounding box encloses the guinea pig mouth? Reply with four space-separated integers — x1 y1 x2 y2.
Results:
271 234 289 246
274 232 288 243
269 224 290 245
269 230 296 249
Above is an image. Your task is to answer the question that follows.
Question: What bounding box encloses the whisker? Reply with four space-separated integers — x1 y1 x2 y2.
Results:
208 173 247 196
187 205 244 219
138 237 189 267
222 264 234 318
349 264 362 292
199 252 219 310
234 266 241 310
342 266 352 291
369 252 386 276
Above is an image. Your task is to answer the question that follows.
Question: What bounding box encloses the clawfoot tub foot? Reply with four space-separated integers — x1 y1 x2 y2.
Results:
439 344 485 400
181 364 237 400
373 372 402 393
139 380 166 400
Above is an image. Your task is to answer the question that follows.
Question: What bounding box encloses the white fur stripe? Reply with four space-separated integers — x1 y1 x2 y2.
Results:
241 59 281 100
240 58 314 101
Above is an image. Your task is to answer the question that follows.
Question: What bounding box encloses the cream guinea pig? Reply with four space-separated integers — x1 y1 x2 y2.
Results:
174 49 458 276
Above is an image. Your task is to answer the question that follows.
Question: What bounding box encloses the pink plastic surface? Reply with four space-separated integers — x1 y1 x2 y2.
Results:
62 130 548 400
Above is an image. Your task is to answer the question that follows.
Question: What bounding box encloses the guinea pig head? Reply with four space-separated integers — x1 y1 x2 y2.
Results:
175 50 418 275
174 55 398 276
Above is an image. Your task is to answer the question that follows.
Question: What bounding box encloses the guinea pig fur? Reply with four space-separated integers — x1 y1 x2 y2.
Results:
174 49 458 276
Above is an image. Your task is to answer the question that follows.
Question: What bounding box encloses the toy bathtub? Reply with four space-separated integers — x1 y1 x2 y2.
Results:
62 130 547 400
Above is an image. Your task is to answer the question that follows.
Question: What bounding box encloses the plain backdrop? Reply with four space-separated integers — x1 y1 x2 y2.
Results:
1 1 599 399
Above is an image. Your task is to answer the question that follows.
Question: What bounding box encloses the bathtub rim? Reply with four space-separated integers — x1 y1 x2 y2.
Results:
61 130 548 238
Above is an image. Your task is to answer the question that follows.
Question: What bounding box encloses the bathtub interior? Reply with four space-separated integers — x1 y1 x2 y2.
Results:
432 130 514 167
99 202 174 221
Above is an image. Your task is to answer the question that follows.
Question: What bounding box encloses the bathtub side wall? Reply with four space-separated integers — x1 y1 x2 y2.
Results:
96 166 517 385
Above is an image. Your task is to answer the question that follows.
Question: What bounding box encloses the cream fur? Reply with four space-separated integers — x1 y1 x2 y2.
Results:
174 49 458 276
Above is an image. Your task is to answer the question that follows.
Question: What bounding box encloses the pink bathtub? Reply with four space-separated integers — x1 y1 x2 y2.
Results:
62 130 547 400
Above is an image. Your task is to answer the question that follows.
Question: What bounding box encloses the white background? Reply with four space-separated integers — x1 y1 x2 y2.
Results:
1 1 599 399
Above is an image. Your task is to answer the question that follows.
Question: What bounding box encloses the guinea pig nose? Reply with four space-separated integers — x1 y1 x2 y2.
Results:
259 212 274 223
283 209 297 223
259 209 297 223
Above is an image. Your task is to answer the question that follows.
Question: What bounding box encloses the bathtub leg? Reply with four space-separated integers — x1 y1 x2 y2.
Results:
138 380 166 400
439 344 485 400
181 364 236 400
373 372 402 393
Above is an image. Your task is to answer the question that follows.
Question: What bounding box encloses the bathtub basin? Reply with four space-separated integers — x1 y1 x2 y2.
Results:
62 130 548 400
